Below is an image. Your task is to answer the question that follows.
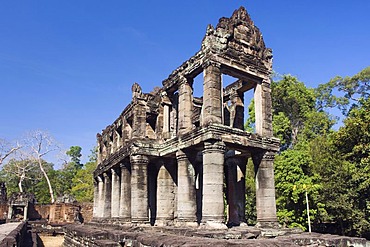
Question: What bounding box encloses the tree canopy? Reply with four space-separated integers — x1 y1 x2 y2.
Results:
244 67 370 237
0 135 96 204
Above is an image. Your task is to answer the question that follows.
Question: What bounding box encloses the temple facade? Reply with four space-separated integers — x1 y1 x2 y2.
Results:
92 7 280 228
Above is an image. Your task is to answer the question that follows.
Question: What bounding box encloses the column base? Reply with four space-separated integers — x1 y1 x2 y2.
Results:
91 217 110 223
226 221 249 228
154 219 175 227
131 218 150 225
256 220 280 229
201 215 225 223
174 220 199 228
118 217 132 222
199 220 228 230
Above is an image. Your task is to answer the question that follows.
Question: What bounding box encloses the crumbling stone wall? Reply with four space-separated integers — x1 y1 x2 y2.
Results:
34 203 93 224
63 224 370 247
93 6 279 228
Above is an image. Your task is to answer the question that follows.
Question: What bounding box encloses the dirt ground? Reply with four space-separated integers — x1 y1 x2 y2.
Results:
39 234 64 247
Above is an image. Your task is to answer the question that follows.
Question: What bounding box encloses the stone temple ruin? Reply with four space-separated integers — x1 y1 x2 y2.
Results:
92 6 280 228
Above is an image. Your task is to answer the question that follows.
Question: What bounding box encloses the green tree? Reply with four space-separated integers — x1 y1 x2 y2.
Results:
0 158 36 192
271 75 317 149
308 135 356 235
56 146 84 196
316 66 370 115
0 158 56 204
245 159 256 225
26 130 60 203
66 146 82 168
332 98 370 237
71 161 96 202
70 149 97 202
274 143 322 230
267 75 335 230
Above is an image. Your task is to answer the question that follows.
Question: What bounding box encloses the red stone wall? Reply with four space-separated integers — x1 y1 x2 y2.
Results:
34 203 93 223
0 203 8 219
0 202 93 223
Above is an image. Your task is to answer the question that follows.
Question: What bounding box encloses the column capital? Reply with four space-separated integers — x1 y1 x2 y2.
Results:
103 172 112 181
176 150 188 161
229 88 239 98
261 78 271 87
97 174 103 182
178 75 190 85
262 151 276 161
202 60 221 69
203 141 226 154
130 154 149 165
252 150 276 163
111 167 119 175
120 162 128 169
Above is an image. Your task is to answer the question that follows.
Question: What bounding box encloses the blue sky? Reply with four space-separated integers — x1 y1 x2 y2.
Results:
0 1 369 166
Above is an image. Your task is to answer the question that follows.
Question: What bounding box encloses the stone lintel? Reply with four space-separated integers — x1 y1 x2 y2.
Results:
95 125 280 177
162 51 203 92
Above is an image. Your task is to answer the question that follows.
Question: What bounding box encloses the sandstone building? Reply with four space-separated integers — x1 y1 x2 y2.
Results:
92 7 280 228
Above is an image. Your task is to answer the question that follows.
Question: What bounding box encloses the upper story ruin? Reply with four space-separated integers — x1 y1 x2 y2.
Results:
93 6 280 228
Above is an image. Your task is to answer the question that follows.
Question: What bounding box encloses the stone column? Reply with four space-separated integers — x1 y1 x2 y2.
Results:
122 117 128 144
226 155 247 226
93 178 98 218
156 163 176 225
130 155 149 223
119 163 131 221
131 83 146 138
111 168 120 218
7 206 13 220
254 78 273 136
229 90 244 130
202 61 222 126
202 141 225 223
23 204 28 221
178 77 193 134
97 175 104 218
102 172 112 218
163 105 170 132
97 136 102 164
176 150 197 224
252 151 278 227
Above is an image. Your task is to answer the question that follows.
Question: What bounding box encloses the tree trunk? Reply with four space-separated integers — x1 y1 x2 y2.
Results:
38 159 55 203
18 175 24 193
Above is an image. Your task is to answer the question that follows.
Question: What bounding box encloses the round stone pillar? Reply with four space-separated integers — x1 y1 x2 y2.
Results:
119 162 131 221
176 150 197 224
253 151 278 227
93 178 98 218
111 168 120 218
97 175 104 218
102 172 112 218
130 155 149 223
202 141 225 223
202 61 223 126
225 155 247 226
254 79 273 136
156 162 176 225
178 77 193 134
